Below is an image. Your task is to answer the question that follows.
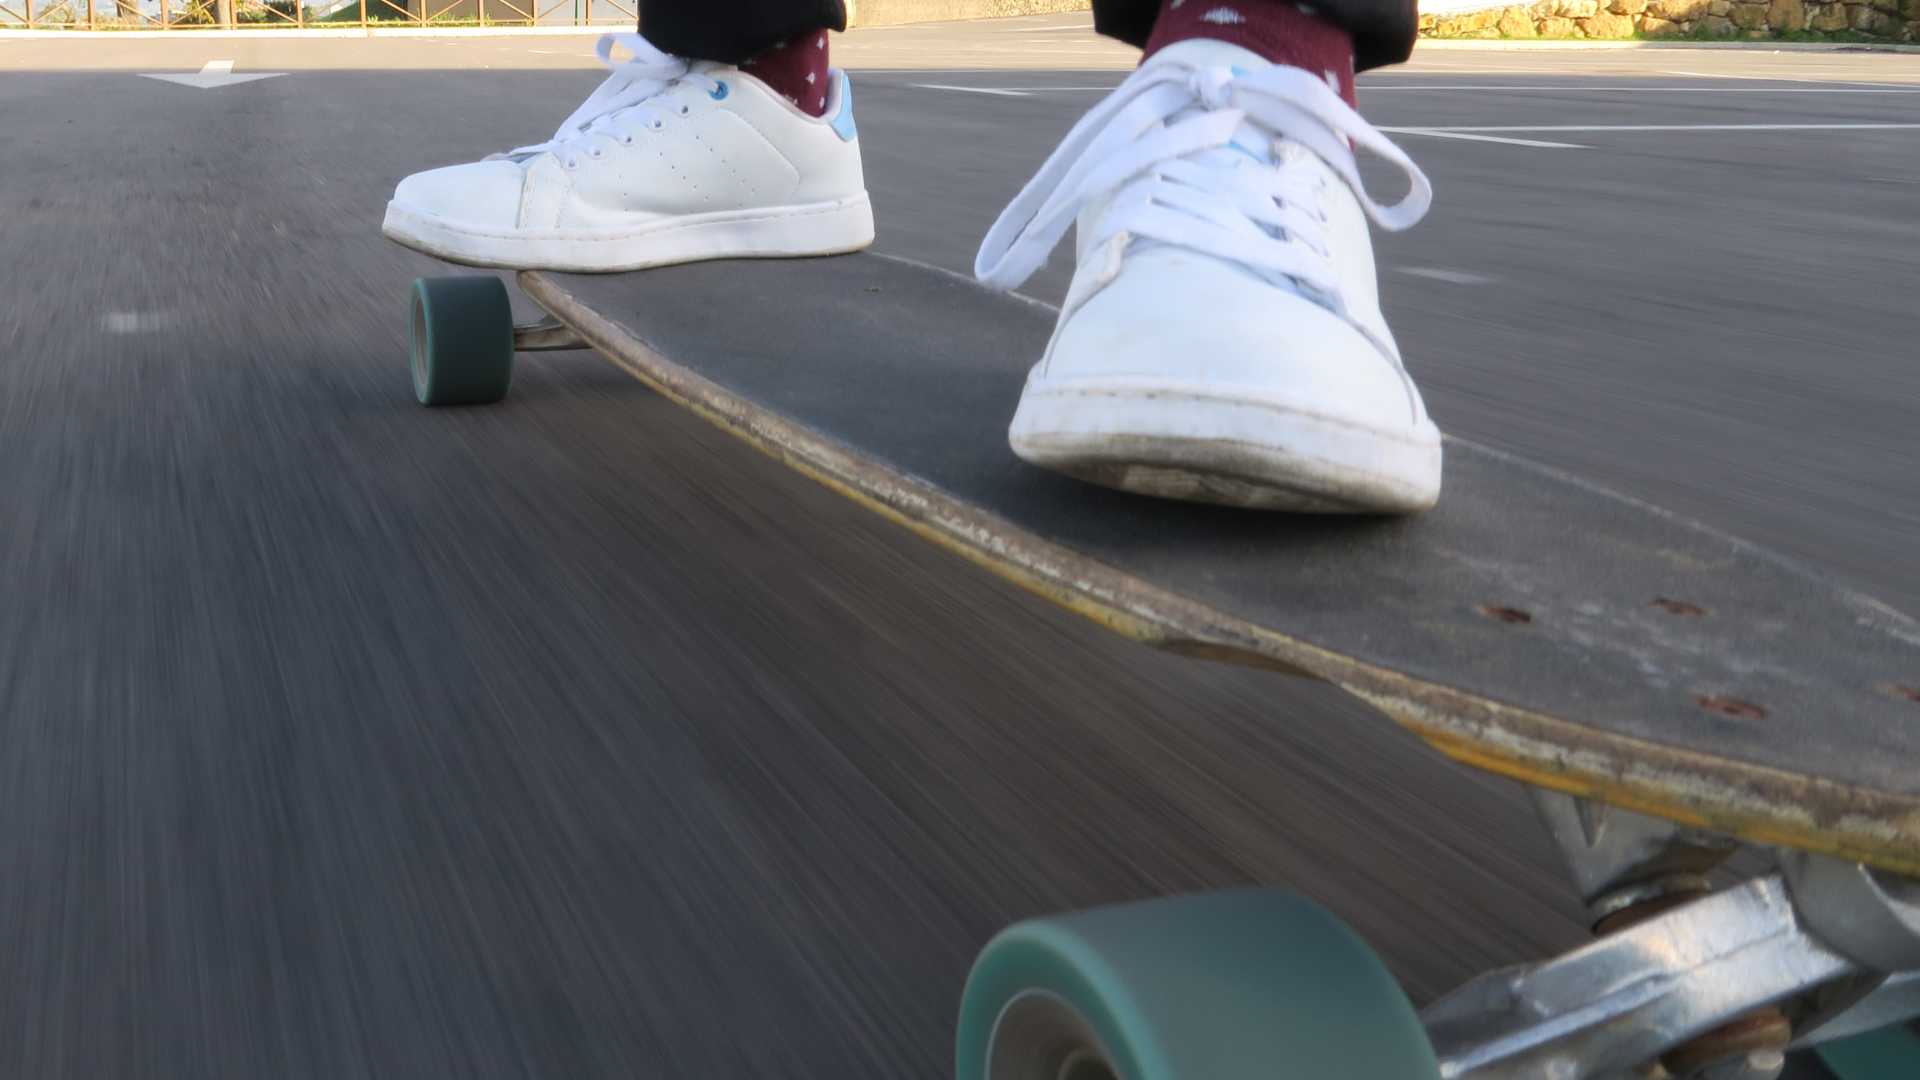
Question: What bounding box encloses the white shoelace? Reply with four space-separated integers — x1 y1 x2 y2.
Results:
974 59 1433 302
501 33 720 167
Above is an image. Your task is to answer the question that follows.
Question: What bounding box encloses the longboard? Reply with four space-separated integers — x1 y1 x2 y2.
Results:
481 254 1920 878
401 250 1920 1076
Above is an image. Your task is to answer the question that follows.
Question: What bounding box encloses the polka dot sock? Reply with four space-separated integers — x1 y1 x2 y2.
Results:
1144 0 1358 106
739 31 833 117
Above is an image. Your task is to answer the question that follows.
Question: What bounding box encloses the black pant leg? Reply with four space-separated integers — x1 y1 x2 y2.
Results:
1090 0 1418 71
638 0 847 63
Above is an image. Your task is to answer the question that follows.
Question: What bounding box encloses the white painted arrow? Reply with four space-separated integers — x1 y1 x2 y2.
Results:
140 60 286 90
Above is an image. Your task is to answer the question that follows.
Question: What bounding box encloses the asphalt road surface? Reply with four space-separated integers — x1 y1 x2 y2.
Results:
2 15 1917 1078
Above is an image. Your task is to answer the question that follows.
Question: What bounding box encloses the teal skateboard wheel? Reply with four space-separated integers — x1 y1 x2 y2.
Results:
956 889 1439 1080
1816 1025 1920 1080
409 276 514 406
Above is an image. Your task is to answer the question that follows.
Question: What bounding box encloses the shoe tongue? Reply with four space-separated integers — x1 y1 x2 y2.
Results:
1147 37 1274 78
1150 40 1279 166
1124 43 1334 308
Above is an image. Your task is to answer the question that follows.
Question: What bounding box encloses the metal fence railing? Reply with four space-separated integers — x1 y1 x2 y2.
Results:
0 0 635 28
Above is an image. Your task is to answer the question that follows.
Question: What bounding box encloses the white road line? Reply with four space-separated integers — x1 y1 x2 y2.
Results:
868 251 1057 314
911 84 1032 97
101 311 178 334
908 84 1920 99
1662 69 1913 88
1382 127 1588 148
907 82 1919 95
1663 69 1778 79
1394 65 1560 74
917 85 1118 91
139 60 284 90
1391 122 1920 133
1397 265 1497 284
863 67 1126 74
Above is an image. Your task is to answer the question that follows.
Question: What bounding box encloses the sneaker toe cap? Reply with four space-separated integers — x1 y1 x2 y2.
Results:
1045 253 1432 436
391 160 531 229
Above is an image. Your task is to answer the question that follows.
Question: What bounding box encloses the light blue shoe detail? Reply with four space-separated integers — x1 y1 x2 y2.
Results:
829 70 858 142
709 80 730 101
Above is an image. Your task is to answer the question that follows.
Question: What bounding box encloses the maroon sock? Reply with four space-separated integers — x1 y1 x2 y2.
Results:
739 31 832 117
1144 0 1357 106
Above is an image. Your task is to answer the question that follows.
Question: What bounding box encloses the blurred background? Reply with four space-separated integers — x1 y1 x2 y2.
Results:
1 7 1917 1078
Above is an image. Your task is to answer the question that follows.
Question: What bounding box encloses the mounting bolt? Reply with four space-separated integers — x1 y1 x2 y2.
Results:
1662 1011 1791 1079
1695 1048 1786 1080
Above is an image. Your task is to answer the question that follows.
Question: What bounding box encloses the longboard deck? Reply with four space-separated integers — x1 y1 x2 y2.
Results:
522 255 1920 875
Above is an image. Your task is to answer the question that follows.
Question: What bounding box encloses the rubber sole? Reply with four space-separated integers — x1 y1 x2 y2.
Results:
1008 380 1443 514
381 193 875 272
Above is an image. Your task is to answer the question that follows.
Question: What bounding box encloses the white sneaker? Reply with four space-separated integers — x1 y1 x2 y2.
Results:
977 40 1442 514
383 33 873 272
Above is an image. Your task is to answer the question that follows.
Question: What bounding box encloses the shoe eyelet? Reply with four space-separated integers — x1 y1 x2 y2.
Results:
651 120 664 131
679 104 690 116
620 134 634 145
565 158 578 169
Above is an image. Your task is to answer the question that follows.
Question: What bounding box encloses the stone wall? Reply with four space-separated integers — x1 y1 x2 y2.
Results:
1420 0 1920 40
836 0 1920 37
